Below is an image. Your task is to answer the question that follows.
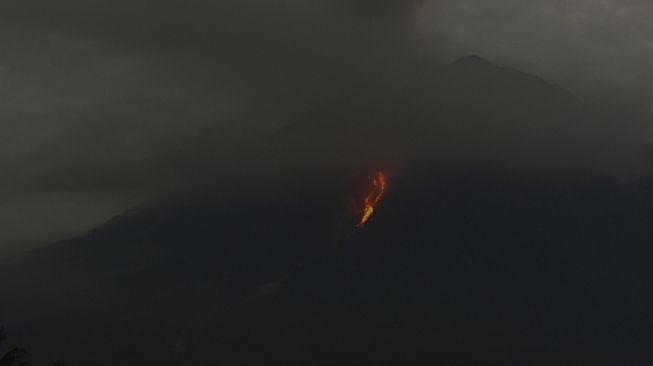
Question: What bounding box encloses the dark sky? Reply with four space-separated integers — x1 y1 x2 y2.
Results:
0 0 651 257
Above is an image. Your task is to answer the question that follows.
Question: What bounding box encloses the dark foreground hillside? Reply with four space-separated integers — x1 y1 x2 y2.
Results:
2 171 653 365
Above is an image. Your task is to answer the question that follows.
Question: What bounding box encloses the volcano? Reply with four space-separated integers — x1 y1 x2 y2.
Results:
1 57 652 365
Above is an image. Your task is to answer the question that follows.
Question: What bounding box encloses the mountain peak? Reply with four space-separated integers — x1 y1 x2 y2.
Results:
451 54 495 67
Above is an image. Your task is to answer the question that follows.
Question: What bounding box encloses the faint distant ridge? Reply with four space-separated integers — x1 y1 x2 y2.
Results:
448 54 577 101
451 54 496 68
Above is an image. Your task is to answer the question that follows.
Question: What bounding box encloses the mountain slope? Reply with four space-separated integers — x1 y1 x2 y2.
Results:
245 55 628 186
3 172 653 365
2 57 652 365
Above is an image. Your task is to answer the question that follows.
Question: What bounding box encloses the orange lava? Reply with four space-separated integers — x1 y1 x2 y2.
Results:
357 172 387 228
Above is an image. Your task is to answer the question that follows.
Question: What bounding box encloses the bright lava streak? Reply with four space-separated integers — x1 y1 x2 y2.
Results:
357 172 387 228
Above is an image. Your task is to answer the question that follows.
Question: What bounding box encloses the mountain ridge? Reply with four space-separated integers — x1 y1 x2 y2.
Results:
2 56 650 365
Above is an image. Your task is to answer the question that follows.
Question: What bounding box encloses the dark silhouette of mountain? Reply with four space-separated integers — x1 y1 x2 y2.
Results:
2 58 652 365
452 54 495 66
244 53 627 188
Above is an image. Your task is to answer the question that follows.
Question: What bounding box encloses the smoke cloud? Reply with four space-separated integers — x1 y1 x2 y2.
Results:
0 0 650 256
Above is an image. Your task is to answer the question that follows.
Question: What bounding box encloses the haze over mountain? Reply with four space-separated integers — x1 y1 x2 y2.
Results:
1 1 652 364
2 58 653 365
0 0 650 257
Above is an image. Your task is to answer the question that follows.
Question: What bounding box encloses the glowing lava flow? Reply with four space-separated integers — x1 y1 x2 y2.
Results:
357 172 387 228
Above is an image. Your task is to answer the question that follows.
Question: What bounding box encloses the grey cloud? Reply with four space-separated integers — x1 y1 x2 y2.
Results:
0 0 651 256
418 0 652 91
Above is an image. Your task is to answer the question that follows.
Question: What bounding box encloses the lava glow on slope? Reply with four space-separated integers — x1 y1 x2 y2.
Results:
357 172 387 228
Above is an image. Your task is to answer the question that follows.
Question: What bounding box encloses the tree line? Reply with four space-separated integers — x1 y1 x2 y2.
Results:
0 326 66 366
